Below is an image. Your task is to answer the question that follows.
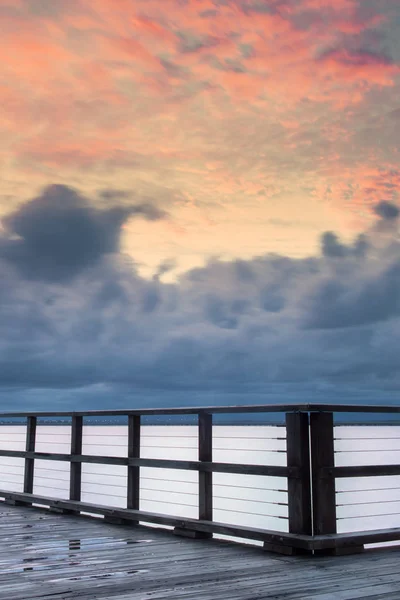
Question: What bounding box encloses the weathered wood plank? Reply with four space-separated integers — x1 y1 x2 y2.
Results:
1 501 400 600
0 489 310 548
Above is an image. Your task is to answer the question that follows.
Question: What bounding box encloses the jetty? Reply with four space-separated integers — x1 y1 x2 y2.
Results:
1 403 400 599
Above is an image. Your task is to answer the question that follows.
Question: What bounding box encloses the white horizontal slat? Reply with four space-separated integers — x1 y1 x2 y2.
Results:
213 448 286 466
140 490 198 508
214 484 287 505
81 472 127 488
81 444 126 457
81 464 126 478
141 477 196 495
336 476 400 493
140 446 198 460
337 502 400 519
141 426 196 438
0 460 24 474
140 467 197 483
213 509 288 532
80 481 126 496
213 472 287 490
213 438 285 452
337 488 400 505
213 497 287 518
335 450 400 467
336 438 400 452
81 492 126 508
338 514 400 533
139 499 197 519
0 438 26 451
335 426 400 439
141 437 197 449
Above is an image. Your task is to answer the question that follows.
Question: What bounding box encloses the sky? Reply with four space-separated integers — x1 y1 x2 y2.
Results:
1 0 400 411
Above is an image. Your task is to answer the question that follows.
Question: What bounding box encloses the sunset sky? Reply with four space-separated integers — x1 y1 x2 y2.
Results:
1 0 400 410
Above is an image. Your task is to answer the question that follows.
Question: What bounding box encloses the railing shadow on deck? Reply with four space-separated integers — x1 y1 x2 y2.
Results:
1 403 400 556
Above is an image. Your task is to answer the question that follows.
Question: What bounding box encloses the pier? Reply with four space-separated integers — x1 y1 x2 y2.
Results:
1 404 400 598
2 502 400 599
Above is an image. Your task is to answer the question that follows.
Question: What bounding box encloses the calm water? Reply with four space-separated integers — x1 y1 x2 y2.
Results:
1 424 400 547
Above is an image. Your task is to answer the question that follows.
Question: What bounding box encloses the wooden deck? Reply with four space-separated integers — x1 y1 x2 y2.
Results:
2 504 400 599
0 503 400 600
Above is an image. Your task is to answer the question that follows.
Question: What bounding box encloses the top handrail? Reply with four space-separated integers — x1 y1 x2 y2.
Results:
0 402 400 418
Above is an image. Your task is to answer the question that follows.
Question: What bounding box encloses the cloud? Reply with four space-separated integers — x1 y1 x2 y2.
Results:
0 184 166 282
374 200 400 221
1 0 399 174
318 48 398 86
321 231 369 258
1 0 400 408
1 198 400 409
302 262 400 330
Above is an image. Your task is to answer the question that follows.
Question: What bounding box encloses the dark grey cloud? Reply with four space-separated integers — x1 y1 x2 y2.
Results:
321 232 348 258
1 193 400 409
321 232 369 259
374 200 400 221
153 259 176 281
0 184 166 282
260 285 285 312
303 263 400 330
204 295 239 329
98 189 130 201
233 260 255 283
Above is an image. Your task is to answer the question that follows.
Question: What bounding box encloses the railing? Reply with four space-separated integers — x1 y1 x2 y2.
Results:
1 404 400 555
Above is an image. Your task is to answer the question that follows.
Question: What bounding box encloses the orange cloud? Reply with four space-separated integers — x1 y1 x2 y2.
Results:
0 0 398 179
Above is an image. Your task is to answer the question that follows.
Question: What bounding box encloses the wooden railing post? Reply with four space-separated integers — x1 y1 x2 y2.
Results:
310 411 336 538
309 411 362 555
264 412 312 555
69 416 83 507
174 412 212 539
198 413 212 525
287 412 312 547
310 411 363 555
24 416 37 496
127 415 140 523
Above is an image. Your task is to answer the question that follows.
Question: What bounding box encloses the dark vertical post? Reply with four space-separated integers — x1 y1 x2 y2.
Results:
69 415 83 504
174 411 212 539
127 415 140 522
24 416 37 496
264 412 312 555
286 412 312 536
198 412 212 536
310 411 336 537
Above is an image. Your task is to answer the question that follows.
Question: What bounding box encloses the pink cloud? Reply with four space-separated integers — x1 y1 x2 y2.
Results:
0 0 398 171
319 49 398 86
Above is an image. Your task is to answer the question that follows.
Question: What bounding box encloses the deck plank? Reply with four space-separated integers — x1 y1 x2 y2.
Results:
1 502 400 600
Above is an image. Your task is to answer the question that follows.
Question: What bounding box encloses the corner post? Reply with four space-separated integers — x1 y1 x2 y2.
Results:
287 412 312 536
198 412 213 526
69 415 83 511
23 416 37 497
127 415 141 523
265 412 312 555
310 411 336 538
